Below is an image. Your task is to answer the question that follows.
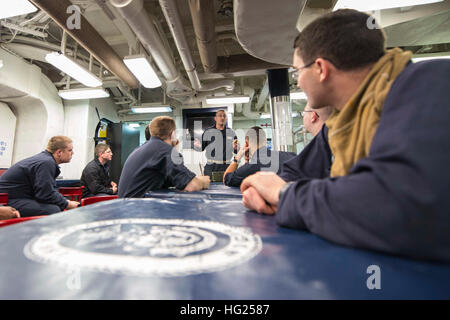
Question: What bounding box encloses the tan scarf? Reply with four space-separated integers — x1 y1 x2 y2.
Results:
325 48 412 177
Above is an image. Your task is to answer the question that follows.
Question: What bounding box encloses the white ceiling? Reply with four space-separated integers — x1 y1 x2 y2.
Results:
1 0 449 118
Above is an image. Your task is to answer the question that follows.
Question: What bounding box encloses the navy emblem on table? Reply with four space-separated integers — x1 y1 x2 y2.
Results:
24 218 262 277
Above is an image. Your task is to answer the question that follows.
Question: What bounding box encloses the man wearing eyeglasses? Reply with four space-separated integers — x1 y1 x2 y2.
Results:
302 104 333 137
278 103 334 182
241 9 450 262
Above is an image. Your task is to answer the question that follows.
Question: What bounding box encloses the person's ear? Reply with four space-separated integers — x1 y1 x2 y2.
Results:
54 149 62 161
315 58 330 83
311 112 318 123
171 130 177 141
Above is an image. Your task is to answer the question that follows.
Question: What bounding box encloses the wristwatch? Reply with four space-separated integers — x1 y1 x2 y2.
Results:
233 156 239 163
278 181 294 201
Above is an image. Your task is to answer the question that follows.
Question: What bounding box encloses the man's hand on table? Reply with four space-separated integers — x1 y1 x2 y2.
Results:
241 172 287 215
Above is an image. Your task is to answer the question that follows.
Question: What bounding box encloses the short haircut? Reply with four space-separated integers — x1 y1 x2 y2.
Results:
293 9 386 70
95 143 110 158
145 124 151 141
215 109 226 116
149 116 176 140
245 126 266 147
46 136 72 154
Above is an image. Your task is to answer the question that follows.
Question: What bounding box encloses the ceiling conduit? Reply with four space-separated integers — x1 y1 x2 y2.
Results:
110 0 192 97
241 86 259 119
188 0 218 73
158 0 234 92
255 78 269 111
29 0 139 88
188 0 288 75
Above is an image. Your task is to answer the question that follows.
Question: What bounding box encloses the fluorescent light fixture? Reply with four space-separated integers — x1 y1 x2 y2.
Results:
58 88 110 100
206 96 250 104
0 0 37 20
290 92 308 100
412 55 450 63
46 52 102 87
131 106 172 114
123 54 161 88
333 0 443 11
0 60 3 69
128 123 140 128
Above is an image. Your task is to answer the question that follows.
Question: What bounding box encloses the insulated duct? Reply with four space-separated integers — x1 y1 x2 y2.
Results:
189 0 286 75
111 0 192 96
234 0 305 66
188 0 218 73
159 0 234 92
255 78 269 111
29 0 139 88
241 86 259 119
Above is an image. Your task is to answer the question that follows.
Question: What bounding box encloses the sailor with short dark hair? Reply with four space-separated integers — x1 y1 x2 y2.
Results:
118 116 210 198
223 126 296 187
193 109 238 178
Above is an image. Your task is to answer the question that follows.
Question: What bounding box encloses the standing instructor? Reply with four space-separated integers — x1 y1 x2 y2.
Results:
194 109 238 178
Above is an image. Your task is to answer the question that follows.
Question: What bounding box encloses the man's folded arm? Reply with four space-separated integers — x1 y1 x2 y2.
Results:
33 163 68 209
84 171 114 195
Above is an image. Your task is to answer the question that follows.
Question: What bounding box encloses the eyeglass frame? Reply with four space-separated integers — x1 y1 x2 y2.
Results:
291 61 315 80
301 110 319 118
291 57 335 80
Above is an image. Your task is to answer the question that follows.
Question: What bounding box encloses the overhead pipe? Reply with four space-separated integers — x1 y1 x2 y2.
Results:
159 0 201 90
188 0 218 73
159 0 234 92
29 0 139 88
110 0 192 95
0 36 93 64
241 86 259 119
94 0 138 52
255 78 269 110
53 76 118 87
188 0 288 74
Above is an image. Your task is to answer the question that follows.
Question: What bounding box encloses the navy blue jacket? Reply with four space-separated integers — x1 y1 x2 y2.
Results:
276 60 450 262
0 151 68 210
224 147 296 187
279 125 332 182
118 137 196 198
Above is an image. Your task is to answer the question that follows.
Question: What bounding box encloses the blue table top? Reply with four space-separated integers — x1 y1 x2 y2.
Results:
145 183 242 200
0 198 449 299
